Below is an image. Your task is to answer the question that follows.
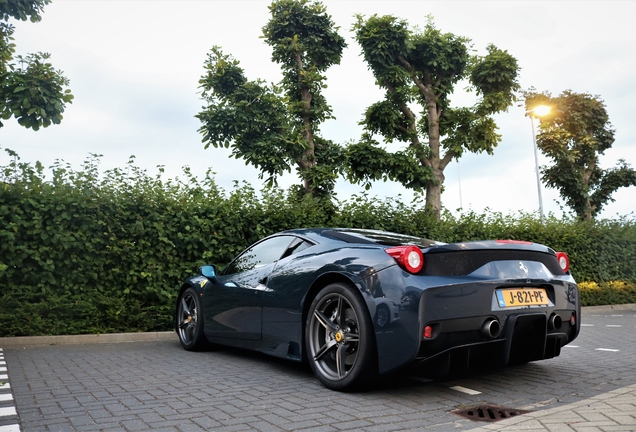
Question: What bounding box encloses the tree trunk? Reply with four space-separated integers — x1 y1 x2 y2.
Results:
582 197 593 222
296 53 315 197
581 161 595 222
425 97 443 220
425 168 444 220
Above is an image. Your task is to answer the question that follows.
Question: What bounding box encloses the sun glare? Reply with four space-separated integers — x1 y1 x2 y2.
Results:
532 105 551 116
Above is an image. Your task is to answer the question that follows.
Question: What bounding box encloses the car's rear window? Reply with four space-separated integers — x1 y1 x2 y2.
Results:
322 229 444 248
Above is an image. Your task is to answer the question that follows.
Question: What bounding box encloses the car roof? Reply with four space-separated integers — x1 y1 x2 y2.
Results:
282 228 445 248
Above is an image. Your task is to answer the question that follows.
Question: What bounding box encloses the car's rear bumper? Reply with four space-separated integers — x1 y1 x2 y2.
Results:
365 264 580 374
411 309 577 374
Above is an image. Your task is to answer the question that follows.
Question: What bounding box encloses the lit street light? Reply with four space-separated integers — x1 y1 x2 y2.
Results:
527 105 551 222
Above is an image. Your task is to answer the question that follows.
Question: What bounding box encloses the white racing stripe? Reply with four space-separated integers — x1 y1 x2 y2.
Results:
596 348 620 352
450 385 482 395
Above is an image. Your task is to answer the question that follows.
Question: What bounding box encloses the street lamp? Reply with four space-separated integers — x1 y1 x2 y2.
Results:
527 105 550 222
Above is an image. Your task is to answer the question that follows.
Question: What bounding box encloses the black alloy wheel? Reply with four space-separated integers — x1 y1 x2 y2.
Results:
306 282 376 390
177 287 207 350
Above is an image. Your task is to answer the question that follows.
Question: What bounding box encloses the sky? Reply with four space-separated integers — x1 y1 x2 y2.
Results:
2 0 635 219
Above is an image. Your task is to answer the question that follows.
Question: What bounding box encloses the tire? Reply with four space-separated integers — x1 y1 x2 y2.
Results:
176 287 208 351
305 282 377 391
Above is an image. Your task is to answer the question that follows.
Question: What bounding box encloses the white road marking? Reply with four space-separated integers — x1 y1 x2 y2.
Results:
0 349 19 432
590 314 601 316
606 325 622 327
0 406 17 417
596 348 620 352
564 345 579 348
611 315 623 317
581 324 594 327
450 386 482 395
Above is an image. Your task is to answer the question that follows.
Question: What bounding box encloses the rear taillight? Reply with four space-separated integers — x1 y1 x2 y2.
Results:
556 252 570 273
385 245 424 274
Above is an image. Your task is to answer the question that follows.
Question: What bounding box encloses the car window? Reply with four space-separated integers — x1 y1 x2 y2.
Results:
290 240 312 255
280 238 314 260
224 236 295 275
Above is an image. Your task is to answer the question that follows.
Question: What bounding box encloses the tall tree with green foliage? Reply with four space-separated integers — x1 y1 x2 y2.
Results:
196 0 346 198
525 90 636 221
0 0 73 131
347 15 520 219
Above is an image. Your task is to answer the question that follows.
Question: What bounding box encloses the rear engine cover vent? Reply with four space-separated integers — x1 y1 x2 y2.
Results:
452 404 531 422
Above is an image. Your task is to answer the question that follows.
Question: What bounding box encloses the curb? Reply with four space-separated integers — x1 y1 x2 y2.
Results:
0 331 176 347
0 304 634 348
581 303 636 314
471 382 636 431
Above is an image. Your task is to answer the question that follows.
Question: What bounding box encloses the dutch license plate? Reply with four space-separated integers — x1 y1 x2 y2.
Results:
496 288 549 308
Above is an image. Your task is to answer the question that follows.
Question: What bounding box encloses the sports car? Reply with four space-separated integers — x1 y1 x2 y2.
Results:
175 228 580 391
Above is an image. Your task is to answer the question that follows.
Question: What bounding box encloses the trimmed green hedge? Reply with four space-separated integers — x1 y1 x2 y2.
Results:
579 281 636 307
1 152 635 336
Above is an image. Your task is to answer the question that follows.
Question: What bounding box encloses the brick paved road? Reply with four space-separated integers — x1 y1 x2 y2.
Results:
1 309 635 431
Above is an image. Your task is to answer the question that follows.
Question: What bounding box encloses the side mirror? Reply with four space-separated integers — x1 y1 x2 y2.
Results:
199 265 216 278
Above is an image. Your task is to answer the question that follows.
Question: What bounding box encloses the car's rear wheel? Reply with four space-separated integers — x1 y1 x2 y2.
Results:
177 287 207 351
306 282 376 391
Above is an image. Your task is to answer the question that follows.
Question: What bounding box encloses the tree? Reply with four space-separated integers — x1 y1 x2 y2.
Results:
525 90 636 221
0 0 73 131
347 15 520 219
196 0 346 198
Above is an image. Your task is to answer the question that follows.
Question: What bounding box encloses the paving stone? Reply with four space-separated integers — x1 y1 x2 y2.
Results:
1 311 636 432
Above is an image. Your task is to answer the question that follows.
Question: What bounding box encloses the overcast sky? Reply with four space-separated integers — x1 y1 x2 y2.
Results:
2 0 635 219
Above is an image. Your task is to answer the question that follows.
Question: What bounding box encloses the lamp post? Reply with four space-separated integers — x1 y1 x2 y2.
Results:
527 105 550 222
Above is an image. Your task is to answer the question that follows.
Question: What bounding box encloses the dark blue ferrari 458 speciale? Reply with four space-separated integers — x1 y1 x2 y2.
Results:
174 228 580 391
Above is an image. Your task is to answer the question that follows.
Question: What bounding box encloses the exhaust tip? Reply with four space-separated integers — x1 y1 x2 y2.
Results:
549 313 562 330
481 318 501 339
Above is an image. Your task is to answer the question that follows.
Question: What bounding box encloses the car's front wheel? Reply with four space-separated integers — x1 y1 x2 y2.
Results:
177 287 207 351
306 282 377 391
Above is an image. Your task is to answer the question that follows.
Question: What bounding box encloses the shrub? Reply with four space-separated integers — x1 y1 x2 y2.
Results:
578 280 636 306
1 150 634 336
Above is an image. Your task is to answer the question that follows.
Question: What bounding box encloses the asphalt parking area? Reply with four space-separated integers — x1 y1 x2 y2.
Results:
1 308 635 432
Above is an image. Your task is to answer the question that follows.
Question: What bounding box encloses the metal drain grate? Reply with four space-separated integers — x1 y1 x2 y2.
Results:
452 404 531 422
